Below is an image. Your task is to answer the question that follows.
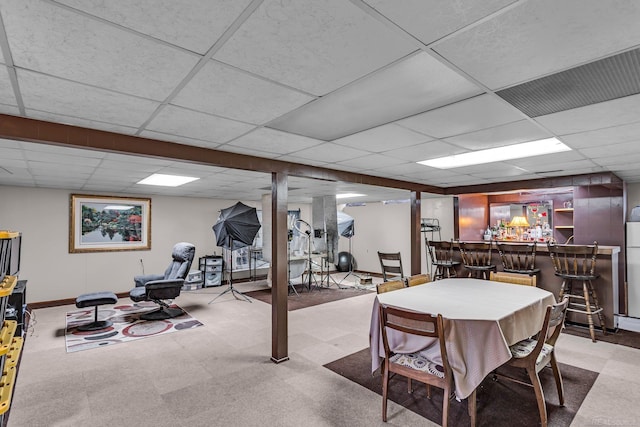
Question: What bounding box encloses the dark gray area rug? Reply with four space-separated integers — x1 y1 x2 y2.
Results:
244 284 372 311
324 348 598 427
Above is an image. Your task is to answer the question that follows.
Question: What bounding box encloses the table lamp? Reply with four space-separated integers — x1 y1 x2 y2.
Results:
508 216 530 240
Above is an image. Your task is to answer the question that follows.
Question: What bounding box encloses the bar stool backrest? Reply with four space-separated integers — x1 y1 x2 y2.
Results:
427 239 456 265
459 241 493 267
496 242 538 274
547 241 598 278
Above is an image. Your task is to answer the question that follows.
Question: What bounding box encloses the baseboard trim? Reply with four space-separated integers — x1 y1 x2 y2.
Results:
616 315 640 333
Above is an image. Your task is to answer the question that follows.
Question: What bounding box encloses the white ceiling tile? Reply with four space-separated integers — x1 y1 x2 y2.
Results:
383 140 465 162
507 150 586 169
25 109 139 136
224 128 322 155
2 0 199 100
173 60 314 125
269 52 483 140
592 152 640 167
145 105 255 143
577 141 640 159
397 94 524 138
335 153 406 170
535 93 640 135
0 66 16 104
0 139 22 149
286 143 371 164
56 0 252 54
18 70 160 128
0 104 20 115
213 0 416 95
333 123 432 152
433 0 640 89
23 150 102 167
364 0 516 45
444 120 551 150
559 121 640 149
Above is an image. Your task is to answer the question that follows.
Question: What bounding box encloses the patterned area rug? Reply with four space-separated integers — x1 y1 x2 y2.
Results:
65 302 203 353
325 348 597 426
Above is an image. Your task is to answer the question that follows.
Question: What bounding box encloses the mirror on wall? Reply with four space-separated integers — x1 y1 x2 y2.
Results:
489 201 553 230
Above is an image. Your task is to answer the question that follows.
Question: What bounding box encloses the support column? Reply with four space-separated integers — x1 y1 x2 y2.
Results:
271 172 289 363
410 191 422 276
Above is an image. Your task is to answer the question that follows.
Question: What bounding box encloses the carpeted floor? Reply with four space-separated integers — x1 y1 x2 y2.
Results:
324 348 598 427
563 323 640 349
244 283 373 310
65 302 203 352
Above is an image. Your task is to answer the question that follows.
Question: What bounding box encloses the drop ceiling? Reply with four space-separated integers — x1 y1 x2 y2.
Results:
1 0 640 204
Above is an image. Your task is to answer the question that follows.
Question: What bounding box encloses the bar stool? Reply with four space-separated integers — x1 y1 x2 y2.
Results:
547 241 606 342
458 241 496 280
426 239 460 280
496 242 540 277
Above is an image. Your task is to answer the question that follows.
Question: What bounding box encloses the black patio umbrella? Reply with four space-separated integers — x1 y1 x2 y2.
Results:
212 201 261 251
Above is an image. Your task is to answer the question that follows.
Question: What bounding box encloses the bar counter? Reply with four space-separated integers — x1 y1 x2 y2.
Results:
447 241 620 329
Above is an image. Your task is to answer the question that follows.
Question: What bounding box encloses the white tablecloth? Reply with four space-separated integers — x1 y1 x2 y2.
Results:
370 278 556 399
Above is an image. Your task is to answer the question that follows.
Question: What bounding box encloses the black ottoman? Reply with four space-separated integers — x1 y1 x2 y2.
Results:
75 291 118 331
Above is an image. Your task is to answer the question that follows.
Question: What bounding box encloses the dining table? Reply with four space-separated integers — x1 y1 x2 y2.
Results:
370 277 557 400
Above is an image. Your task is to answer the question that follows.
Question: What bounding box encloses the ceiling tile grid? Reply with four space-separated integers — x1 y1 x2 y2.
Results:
54 0 254 55
1 1 640 199
1 0 200 100
212 0 416 96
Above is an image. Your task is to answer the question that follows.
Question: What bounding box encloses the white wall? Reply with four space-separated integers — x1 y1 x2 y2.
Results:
0 186 264 303
340 196 455 275
0 185 454 302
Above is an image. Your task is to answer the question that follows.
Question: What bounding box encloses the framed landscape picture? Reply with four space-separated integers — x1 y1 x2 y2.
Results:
69 194 151 253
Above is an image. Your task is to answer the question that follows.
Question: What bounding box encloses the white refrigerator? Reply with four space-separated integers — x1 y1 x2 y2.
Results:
626 222 640 317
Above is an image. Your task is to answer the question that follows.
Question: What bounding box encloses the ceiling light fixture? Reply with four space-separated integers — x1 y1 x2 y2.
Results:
336 193 365 199
137 173 199 187
417 137 571 169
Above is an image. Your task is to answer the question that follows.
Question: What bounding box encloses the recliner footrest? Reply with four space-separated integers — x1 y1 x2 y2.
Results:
75 291 118 331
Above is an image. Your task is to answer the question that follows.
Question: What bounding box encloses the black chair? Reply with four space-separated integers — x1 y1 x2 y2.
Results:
458 241 496 280
547 241 605 342
377 251 404 282
426 239 460 280
496 242 540 276
130 242 195 320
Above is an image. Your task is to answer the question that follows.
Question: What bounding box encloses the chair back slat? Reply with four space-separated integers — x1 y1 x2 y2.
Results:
547 241 598 277
378 251 404 281
497 242 537 273
459 242 493 267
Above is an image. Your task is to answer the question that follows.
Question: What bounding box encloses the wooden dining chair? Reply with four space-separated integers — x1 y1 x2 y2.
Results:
458 241 496 279
376 279 406 294
495 298 569 427
406 273 431 287
377 251 404 282
489 271 537 287
379 304 468 426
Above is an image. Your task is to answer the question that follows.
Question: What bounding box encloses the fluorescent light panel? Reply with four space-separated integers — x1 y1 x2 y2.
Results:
137 173 199 187
336 193 365 199
417 138 571 169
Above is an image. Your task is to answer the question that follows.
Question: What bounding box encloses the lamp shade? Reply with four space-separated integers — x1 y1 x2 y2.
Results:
508 216 530 227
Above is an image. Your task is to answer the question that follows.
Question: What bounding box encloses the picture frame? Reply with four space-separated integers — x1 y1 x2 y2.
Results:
69 194 151 253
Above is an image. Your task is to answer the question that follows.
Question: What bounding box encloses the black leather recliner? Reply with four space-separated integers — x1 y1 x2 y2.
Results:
130 242 195 320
